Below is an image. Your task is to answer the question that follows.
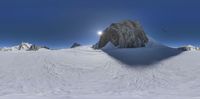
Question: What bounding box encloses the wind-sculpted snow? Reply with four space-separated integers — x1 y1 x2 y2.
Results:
0 46 200 99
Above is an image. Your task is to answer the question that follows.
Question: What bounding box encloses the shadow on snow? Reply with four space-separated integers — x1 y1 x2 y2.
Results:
102 47 183 66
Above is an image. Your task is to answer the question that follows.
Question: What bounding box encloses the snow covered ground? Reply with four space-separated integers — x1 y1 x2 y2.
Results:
0 46 200 99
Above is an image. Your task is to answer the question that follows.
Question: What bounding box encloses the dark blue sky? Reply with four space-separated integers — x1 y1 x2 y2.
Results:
0 0 200 48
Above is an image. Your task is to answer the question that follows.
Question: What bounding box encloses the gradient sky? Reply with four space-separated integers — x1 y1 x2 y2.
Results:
0 0 200 48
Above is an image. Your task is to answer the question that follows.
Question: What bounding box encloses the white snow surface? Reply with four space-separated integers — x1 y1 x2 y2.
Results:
0 46 200 99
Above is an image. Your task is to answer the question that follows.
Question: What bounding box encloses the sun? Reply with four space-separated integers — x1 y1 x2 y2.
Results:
97 31 103 36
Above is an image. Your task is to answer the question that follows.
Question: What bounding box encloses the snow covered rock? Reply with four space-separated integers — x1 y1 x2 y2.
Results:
28 45 50 51
95 20 149 49
178 45 200 51
0 42 32 51
71 43 81 48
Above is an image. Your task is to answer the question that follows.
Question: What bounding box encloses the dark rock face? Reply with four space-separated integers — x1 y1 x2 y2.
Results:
71 43 81 48
96 20 149 49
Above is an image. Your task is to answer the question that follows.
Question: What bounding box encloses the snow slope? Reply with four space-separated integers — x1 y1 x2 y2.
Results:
0 46 200 99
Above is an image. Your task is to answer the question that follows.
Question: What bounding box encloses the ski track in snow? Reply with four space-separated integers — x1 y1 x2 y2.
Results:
0 46 200 99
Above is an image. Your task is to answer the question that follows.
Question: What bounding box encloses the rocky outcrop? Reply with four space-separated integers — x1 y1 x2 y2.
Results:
28 45 49 51
94 20 149 49
71 43 81 48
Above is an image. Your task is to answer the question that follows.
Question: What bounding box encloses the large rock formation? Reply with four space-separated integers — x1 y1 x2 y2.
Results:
94 20 149 49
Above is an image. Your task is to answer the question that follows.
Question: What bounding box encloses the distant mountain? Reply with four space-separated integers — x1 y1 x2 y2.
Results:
178 45 200 51
0 42 49 51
